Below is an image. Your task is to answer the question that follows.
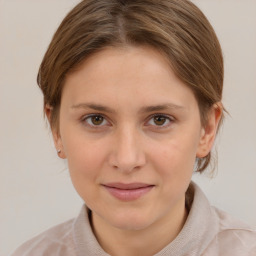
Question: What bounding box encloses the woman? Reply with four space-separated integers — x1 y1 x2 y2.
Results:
11 0 256 255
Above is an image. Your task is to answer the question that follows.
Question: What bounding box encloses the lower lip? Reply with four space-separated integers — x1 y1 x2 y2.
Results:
103 186 154 201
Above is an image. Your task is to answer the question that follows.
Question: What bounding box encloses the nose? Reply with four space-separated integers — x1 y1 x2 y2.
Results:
108 126 146 173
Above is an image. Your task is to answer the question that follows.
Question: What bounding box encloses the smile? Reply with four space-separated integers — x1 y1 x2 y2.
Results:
102 183 155 201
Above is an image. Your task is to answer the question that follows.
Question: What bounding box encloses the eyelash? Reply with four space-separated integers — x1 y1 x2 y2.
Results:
81 114 110 128
146 114 174 128
81 114 174 128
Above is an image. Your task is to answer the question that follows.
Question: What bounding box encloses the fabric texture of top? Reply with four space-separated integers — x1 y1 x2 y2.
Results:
10 182 256 256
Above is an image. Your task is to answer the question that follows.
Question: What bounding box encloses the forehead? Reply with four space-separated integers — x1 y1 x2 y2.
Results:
68 46 172 84
61 46 198 112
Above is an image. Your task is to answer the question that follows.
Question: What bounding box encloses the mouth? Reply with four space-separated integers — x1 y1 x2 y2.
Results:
102 183 155 201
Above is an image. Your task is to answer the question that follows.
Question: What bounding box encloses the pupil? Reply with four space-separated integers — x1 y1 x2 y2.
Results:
154 116 166 125
92 116 103 125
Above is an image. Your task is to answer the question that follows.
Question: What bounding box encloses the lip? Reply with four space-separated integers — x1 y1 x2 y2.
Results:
102 183 154 201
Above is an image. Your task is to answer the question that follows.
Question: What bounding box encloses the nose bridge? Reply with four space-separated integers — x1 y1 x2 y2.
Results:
110 123 146 172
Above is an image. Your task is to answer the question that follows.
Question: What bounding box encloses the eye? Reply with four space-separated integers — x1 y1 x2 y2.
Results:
83 114 109 127
146 114 173 127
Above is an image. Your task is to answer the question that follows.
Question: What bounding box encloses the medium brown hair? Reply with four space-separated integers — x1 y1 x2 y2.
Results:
37 0 224 173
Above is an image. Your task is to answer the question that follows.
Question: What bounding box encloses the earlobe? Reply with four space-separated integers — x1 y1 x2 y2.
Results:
196 103 222 158
45 104 66 159
52 129 66 159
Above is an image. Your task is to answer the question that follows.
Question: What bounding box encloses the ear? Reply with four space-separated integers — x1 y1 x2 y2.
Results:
45 104 66 159
196 103 222 158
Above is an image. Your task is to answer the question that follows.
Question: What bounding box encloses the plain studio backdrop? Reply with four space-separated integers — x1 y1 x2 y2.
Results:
0 0 256 255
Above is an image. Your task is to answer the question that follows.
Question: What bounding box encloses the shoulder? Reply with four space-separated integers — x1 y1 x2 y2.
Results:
204 207 256 256
10 218 77 256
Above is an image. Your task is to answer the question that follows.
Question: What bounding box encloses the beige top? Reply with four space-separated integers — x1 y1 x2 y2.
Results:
10 183 256 256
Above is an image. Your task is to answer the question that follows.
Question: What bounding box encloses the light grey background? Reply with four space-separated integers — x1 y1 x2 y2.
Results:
1 0 256 255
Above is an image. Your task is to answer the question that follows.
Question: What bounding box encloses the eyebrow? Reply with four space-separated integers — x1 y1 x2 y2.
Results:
71 103 116 113
139 103 185 113
71 102 185 113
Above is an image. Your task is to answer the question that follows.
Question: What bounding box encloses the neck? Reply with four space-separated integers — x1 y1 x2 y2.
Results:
91 198 188 256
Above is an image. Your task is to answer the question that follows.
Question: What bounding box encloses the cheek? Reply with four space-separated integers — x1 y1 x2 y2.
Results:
61 134 108 190
151 135 199 180
64 144 106 206
146 139 195 212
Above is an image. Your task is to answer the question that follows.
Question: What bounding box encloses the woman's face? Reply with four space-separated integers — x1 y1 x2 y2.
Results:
52 46 219 231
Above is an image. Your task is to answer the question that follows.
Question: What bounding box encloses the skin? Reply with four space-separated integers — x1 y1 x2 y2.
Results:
47 46 222 256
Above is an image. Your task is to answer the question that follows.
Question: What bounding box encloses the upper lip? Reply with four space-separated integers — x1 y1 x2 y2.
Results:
103 183 153 190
